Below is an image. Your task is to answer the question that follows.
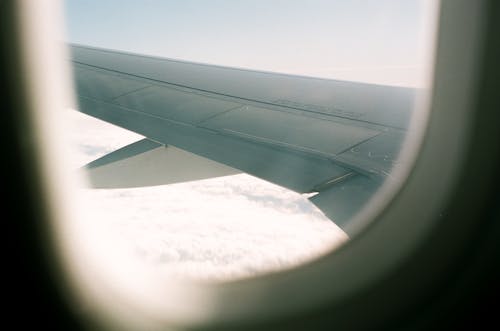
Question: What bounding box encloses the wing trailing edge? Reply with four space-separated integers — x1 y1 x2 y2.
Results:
83 138 241 188
309 174 383 230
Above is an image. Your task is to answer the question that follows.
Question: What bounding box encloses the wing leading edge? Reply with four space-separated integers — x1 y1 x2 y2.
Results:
71 44 417 230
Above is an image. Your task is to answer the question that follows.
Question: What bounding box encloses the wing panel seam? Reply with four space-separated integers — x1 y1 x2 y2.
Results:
73 60 404 129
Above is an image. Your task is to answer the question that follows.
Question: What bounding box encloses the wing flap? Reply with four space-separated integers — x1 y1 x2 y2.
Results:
309 175 383 230
77 96 351 193
84 138 240 188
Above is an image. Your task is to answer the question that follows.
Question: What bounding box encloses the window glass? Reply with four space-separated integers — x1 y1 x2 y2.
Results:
64 0 438 281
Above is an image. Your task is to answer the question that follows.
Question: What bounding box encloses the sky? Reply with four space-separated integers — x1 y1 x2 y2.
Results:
65 0 433 86
63 0 435 281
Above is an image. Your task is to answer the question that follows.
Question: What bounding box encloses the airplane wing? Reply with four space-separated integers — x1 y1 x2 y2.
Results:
70 44 417 229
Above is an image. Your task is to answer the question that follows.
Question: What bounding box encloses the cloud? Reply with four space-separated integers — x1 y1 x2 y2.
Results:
68 110 347 281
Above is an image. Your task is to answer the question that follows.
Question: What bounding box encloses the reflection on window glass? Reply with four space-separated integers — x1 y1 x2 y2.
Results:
64 0 437 281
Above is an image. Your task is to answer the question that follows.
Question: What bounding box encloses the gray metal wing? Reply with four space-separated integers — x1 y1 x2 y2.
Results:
70 44 417 230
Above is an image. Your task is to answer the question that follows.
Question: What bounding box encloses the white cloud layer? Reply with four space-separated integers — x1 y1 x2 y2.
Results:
68 110 347 281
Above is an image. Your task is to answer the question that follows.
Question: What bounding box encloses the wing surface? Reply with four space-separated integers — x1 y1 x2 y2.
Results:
71 44 417 229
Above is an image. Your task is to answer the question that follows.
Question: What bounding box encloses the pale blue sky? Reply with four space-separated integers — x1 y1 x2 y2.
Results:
64 0 433 85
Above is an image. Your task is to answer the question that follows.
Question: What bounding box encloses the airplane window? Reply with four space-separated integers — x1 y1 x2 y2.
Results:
63 0 438 288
